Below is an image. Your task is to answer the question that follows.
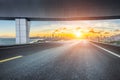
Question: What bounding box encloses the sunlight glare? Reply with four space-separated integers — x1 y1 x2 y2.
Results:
74 31 82 38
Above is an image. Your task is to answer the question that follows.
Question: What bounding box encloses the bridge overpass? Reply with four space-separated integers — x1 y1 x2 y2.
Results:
0 0 120 44
0 0 120 80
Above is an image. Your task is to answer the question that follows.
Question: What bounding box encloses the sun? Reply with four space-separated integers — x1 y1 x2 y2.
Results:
74 31 82 38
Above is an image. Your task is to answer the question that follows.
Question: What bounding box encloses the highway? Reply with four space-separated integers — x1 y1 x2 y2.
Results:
0 40 120 80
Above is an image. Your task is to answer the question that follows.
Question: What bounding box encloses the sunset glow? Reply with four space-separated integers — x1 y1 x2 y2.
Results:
74 31 82 38
0 20 120 40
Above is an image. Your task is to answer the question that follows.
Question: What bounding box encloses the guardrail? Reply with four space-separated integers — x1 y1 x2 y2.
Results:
0 42 63 49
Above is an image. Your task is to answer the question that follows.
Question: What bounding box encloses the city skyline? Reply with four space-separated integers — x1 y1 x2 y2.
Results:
0 19 120 38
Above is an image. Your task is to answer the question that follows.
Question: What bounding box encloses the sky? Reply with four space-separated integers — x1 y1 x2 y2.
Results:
0 19 120 38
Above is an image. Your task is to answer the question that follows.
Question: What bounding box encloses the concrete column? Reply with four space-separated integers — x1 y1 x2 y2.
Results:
15 18 30 44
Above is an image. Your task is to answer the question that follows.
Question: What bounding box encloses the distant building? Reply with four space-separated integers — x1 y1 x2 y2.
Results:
104 34 120 42
110 34 120 41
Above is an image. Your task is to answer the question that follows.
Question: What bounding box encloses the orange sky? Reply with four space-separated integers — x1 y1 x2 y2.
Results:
0 20 120 38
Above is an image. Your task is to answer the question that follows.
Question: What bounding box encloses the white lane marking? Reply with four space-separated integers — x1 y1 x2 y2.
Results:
0 56 23 63
91 43 120 58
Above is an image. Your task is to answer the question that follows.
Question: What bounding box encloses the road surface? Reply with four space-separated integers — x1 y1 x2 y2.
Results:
0 40 120 80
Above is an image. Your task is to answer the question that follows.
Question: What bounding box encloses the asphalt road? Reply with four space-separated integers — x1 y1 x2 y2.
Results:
0 40 120 80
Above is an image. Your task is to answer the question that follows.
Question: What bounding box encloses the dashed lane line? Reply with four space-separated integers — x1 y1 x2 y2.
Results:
0 56 23 63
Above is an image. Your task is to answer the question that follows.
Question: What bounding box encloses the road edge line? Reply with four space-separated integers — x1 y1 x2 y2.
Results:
91 43 120 58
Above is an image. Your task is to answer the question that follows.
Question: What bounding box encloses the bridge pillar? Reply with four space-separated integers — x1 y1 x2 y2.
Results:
15 18 30 44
